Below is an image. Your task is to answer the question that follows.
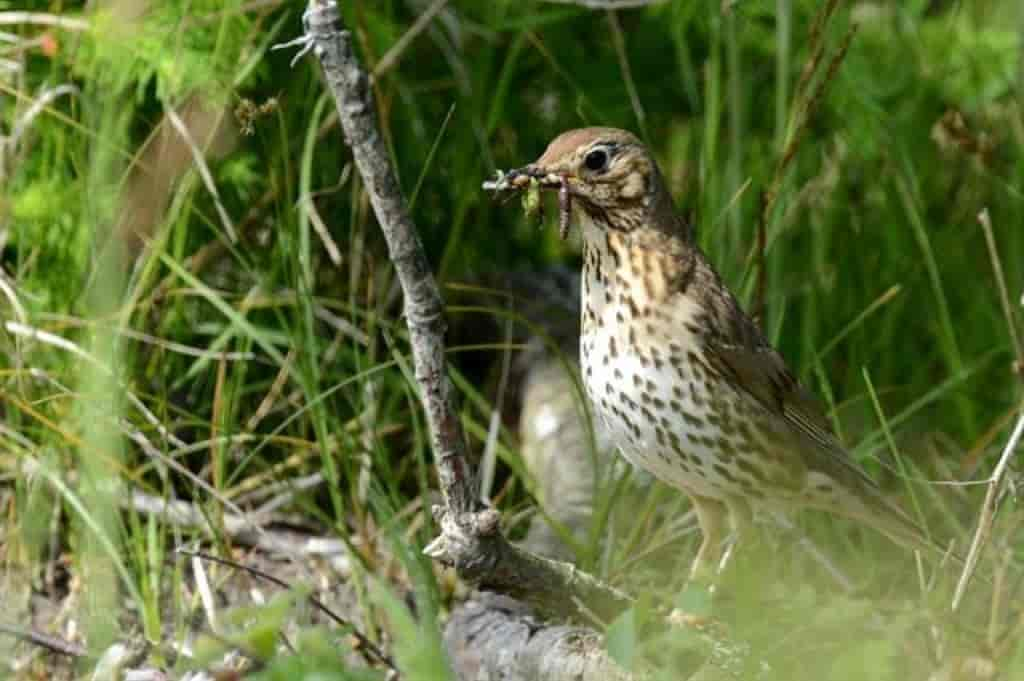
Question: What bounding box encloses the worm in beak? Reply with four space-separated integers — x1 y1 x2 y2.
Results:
557 180 571 240
482 168 572 240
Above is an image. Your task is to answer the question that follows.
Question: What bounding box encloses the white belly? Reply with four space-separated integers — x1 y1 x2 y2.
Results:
577 217 788 501
580 314 740 499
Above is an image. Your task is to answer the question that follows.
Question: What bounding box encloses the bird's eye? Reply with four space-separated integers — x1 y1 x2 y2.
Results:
584 148 609 172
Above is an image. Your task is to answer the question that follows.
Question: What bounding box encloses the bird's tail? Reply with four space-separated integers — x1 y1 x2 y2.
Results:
841 487 966 569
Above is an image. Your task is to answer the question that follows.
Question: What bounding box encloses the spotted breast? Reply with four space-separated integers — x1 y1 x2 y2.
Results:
579 215 805 504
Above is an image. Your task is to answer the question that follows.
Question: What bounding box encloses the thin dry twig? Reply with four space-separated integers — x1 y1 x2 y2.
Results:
304 194 344 265
0 622 89 659
177 548 396 673
978 208 1024 371
952 406 1024 611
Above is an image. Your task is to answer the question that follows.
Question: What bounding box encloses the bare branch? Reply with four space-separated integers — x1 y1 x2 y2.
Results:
296 0 477 517
285 0 631 621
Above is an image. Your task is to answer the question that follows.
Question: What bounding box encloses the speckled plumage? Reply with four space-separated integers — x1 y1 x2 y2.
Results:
513 127 934 578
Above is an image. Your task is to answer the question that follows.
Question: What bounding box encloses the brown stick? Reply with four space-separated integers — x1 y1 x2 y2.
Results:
0 622 88 659
288 0 630 621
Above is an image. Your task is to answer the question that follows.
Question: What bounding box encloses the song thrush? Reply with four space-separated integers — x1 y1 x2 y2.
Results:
486 127 936 579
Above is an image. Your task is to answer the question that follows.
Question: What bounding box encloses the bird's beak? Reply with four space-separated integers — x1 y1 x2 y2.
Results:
483 164 566 193
509 165 564 190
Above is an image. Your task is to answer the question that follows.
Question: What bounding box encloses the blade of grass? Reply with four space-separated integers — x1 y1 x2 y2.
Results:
895 170 973 434
862 367 928 537
409 102 456 211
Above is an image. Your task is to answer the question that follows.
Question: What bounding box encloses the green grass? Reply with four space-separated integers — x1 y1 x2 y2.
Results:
1 0 1022 678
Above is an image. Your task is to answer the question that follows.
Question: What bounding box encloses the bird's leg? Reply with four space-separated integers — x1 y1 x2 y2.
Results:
688 494 729 582
719 496 755 572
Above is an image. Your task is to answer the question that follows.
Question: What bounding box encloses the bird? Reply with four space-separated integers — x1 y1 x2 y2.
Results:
487 126 940 581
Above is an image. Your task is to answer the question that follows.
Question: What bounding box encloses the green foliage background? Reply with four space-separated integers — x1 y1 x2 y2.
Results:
1 0 1022 678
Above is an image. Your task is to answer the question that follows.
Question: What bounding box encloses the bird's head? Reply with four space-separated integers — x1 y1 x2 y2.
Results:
489 127 682 240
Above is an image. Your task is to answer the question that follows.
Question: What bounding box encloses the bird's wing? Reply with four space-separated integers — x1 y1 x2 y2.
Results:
704 342 836 450
707 340 934 552
703 340 888 498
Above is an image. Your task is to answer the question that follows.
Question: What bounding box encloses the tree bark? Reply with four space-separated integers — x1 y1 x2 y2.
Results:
445 593 633 681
